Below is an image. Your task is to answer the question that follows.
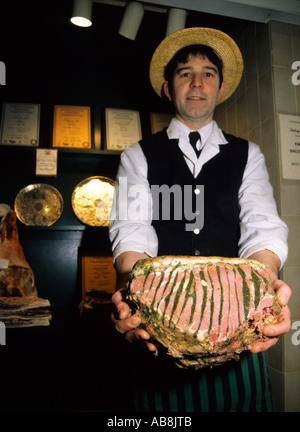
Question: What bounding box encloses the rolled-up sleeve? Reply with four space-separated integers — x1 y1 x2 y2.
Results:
238 141 288 268
109 143 158 261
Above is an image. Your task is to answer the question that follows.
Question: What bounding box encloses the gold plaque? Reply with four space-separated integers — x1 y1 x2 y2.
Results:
71 176 115 226
14 184 63 226
52 105 91 149
80 255 117 310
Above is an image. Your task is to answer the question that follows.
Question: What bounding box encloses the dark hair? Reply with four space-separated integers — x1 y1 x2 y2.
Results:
163 44 224 98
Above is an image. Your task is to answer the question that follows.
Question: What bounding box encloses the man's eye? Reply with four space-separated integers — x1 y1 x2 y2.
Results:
180 72 190 78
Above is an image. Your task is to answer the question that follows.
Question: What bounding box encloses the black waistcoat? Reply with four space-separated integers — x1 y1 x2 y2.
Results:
139 128 248 257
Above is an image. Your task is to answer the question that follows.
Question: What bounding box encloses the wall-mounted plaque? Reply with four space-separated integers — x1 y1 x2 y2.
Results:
35 149 58 177
14 183 63 226
279 113 300 180
150 112 173 134
105 108 142 151
80 255 116 309
52 105 91 149
0 102 40 146
71 176 115 227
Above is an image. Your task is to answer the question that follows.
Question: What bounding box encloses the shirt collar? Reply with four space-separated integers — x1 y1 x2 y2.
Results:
166 117 228 177
166 118 228 146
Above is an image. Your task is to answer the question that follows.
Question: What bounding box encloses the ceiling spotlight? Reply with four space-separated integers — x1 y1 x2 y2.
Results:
118 2 144 40
166 8 187 36
70 0 93 27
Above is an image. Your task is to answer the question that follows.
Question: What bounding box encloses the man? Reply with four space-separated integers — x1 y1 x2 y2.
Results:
109 27 291 412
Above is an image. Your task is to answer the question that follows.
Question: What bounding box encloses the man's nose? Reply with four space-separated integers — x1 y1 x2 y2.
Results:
191 73 203 87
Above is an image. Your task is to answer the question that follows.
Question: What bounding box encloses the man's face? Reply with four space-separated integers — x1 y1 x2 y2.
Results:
164 54 226 129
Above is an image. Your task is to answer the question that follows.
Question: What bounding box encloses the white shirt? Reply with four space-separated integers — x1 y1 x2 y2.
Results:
109 119 288 268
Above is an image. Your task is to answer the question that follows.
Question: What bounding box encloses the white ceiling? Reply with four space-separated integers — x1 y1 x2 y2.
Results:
94 0 300 25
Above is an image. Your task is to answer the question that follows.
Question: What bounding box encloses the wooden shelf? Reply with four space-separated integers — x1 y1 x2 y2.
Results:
0 144 121 156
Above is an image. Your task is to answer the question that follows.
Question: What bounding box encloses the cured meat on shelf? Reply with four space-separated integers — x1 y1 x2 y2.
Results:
0 210 37 297
0 210 51 327
127 255 281 369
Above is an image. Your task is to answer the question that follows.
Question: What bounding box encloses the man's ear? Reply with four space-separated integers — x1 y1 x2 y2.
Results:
163 81 173 102
217 81 226 103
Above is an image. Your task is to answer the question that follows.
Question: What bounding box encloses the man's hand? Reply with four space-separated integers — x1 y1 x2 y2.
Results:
247 250 292 353
250 279 292 353
111 288 157 353
111 251 157 352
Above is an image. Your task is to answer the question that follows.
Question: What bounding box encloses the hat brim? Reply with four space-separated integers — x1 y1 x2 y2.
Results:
149 27 243 105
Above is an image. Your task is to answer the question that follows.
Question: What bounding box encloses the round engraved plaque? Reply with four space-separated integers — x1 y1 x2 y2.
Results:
14 184 63 226
71 176 115 227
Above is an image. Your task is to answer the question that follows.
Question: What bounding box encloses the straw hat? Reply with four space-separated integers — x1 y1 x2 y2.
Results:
149 27 243 104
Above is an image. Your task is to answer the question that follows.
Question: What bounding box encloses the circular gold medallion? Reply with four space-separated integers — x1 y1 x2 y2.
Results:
71 176 115 226
14 184 64 226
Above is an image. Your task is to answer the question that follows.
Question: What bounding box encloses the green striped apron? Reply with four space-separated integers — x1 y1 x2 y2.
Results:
131 350 274 412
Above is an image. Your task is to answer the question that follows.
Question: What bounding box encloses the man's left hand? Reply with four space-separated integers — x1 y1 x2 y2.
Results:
250 279 292 353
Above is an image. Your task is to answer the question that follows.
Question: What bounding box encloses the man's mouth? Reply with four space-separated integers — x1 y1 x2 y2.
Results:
187 96 205 101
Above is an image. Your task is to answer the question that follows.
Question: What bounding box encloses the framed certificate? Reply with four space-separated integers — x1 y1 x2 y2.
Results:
150 112 173 134
0 102 40 146
52 105 91 149
80 255 117 310
278 113 300 180
105 108 142 151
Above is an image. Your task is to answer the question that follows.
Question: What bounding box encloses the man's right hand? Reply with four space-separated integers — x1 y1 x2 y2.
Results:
111 288 157 353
